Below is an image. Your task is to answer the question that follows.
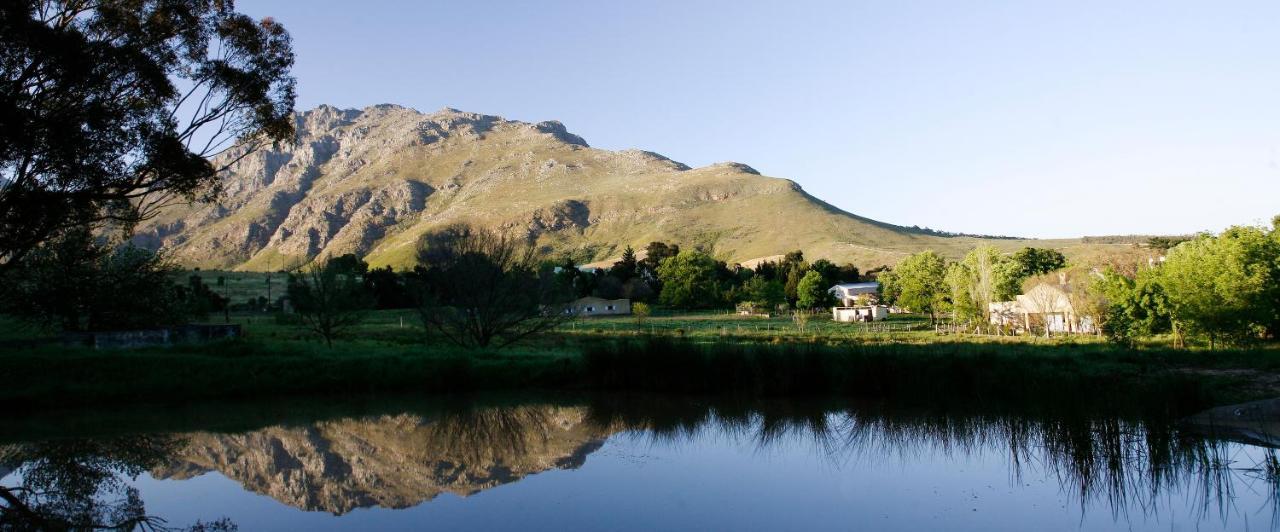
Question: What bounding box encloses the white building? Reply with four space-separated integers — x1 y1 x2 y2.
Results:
828 282 880 306
570 297 631 316
989 283 1096 334
833 305 890 323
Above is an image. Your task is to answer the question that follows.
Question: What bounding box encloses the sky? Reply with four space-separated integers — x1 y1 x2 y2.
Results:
238 0 1280 238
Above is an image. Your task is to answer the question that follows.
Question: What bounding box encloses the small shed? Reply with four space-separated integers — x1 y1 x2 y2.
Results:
833 305 889 323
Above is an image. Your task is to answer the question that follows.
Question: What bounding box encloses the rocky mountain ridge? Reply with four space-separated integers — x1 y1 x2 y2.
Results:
150 407 613 514
135 104 1080 270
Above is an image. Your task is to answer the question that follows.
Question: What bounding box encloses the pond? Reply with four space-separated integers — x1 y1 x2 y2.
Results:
1 395 1277 531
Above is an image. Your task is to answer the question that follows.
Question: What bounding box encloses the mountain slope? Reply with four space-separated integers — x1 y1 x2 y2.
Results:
150 407 611 514
135 104 1083 271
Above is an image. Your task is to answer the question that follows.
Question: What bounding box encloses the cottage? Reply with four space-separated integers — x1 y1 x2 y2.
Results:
989 282 1095 334
832 305 889 323
570 297 631 316
828 282 880 306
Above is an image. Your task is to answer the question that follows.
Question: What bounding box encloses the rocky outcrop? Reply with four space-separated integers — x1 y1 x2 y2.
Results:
151 407 613 515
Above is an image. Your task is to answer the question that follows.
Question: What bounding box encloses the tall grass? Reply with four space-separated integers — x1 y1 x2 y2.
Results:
582 338 1224 416
2 334 1269 412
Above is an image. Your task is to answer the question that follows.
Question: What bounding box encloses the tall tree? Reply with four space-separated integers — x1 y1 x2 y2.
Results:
880 250 948 324
796 270 835 310
657 250 722 309
413 225 573 348
946 245 1009 325
1158 226 1278 347
0 0 296 270
609 245 638 281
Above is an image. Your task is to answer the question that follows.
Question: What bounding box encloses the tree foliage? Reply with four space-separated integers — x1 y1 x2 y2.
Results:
735 275 786 310
657 250 723 309
0 0 296 270
1010 247 1067 279
1156 226 1278 347
796 270 834 310
3 229 188 331
413 225 573 348
945 245 1014 325
880 250 948 323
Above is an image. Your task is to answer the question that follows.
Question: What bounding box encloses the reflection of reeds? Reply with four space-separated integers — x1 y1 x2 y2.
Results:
581 395 1274 528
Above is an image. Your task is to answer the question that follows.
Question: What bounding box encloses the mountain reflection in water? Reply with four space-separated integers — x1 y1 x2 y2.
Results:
2 397 1279 530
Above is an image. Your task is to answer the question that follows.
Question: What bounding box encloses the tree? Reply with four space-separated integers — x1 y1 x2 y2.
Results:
796 270 835 310
1010 248 1068 279
0 434 228 531
610 245 639 281
3 229 188 331
413 225 574 348
809 259 847 288
0 1 296 271
736 275 786 310
180 273 229 321
632 301 651 330
1095 268 1171 346
642 242 680 274
657 250 722 309
880 251 948 324
1157 226 1278 348
784 267 804 306
945 245 1009 326
287 257 372 347
364 265 412 309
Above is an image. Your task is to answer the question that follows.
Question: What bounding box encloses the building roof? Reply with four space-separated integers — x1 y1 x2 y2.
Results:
829 282 880 294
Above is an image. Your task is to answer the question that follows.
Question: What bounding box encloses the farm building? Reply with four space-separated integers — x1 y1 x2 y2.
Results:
989 282 1096 334
833 305 889 323
570 297 631 316
828 282 880 306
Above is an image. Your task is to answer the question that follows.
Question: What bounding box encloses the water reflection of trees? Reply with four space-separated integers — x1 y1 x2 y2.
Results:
3 398 1279 529
584 396 1280 527
0 435 234 531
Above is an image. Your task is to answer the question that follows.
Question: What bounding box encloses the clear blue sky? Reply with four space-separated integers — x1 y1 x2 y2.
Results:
240 0 1280 238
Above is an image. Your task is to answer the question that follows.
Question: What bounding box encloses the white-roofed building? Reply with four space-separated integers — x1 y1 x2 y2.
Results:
828 282 880 306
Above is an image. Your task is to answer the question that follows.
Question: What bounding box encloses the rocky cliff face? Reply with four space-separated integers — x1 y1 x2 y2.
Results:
135 104 1046 271
150 407 613 515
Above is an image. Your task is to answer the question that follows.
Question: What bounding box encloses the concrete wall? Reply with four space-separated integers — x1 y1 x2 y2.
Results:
63 324 242 350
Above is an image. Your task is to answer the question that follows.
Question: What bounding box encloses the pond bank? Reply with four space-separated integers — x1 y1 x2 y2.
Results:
2 337 1277 413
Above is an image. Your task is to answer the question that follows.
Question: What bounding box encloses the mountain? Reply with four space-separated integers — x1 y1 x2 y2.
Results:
134 104 1093 271
150 406 613 514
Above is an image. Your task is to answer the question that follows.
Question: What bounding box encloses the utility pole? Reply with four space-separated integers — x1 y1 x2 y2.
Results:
265 257 272 313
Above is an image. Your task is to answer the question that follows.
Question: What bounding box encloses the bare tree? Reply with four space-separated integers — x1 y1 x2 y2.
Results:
287 257 372 347
413 224 575 348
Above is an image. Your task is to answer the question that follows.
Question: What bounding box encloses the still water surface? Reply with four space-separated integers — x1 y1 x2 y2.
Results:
1 396 1277 530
